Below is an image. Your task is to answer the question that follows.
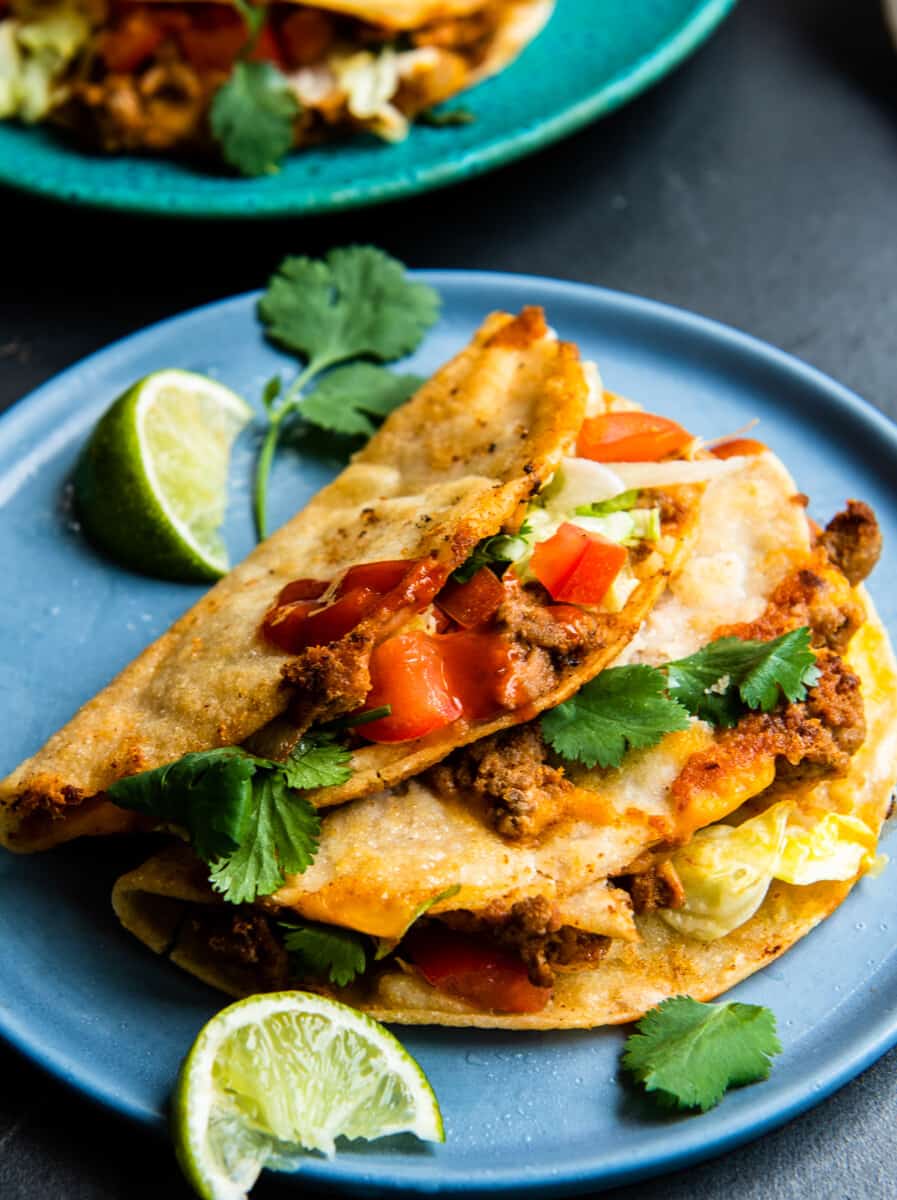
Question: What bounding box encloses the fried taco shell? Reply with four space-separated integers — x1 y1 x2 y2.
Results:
110 451 896 1025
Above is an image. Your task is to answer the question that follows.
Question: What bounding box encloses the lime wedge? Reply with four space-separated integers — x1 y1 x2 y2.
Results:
172 991 444 1200
74 369 252 582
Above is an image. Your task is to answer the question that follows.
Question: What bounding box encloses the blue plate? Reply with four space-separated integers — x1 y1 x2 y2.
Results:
0 0 736 218
1 272 896 1195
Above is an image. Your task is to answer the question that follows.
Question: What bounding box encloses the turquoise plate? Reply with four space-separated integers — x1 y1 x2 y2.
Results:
1 272 896 1195
0 0 736 218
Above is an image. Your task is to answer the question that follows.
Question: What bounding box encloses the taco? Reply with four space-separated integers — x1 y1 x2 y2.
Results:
0 0 553 163
0 307 712 852
111 448 897 1024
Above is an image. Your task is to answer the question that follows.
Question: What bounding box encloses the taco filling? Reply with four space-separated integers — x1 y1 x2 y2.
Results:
110 446 897 1027
0 0 553 162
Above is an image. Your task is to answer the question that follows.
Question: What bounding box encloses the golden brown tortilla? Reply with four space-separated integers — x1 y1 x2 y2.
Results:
110 453 897 1025
0 309 587 852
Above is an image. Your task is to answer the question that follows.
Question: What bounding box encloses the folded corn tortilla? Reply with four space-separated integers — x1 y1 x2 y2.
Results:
1 308 705 852
111 450 897 1025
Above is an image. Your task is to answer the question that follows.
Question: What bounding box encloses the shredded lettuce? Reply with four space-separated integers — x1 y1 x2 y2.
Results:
0 2 90 122
661 801 884 942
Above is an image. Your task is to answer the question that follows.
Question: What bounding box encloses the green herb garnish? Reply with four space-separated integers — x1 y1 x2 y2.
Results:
622 996 782 1112
542 628 819 769
209 0 299 177
107 734 354 904
254 248 440 538
281 920 369 988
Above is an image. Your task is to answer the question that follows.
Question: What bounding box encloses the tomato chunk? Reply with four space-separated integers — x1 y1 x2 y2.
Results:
359 633 462 743
336 559 416 599
278 7 335 67
552 535 627 605
435 567 506 629
577 411 692 462
289 587 379 650
100 9 165 71
437 629 520 719
276 578 329 605
404 925 551 1014
711 437 767 459
531 523 626 605
261 599 321 652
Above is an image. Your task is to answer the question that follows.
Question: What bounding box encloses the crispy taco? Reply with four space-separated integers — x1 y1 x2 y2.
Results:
111 449 897 1025
0 307 712 852
0 0 553 162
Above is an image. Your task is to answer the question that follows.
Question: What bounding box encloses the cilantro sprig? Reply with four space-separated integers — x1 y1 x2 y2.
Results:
281 920 369 988
622 996 782 1112
542 628 819 770
209 0 300 178
107 733 352 904
254 248 440 538
278 883 461 987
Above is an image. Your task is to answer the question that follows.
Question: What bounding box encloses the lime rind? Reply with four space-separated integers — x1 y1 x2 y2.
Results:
74 369 252 583
173 991 443 1200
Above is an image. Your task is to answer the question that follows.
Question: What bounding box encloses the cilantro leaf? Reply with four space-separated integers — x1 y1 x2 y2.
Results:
622 996 782 1112
252 248 439 539
281 919 368 988
209 773 320 905
210 61 299 178
574 489 640 517
541 665 691 770
737 627 820 711
283 732 353 790
258 247 441 370
107 748 255 863
666 628 819 720
301 364 424 437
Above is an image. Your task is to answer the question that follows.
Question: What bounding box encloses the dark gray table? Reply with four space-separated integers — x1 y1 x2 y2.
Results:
3 0 897 1195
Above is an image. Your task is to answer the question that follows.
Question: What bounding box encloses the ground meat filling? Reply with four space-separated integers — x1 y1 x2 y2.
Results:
618 861 686 915
439 896 611 988
200 908 290 992
819 500 882 587
715 549 865 654
427 725 571 841
282 629 374 733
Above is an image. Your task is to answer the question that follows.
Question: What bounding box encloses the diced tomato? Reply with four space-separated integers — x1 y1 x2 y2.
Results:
335 559 416 599
435 568 506 629
552 535 627 605
711 437 767 459
437 629 520 720
290 587 380 650
276 578 329 605
359 633 462 743
530 522 626 605
100 8 165 72
262 599 321 652
176 14 246 71
404 925 551 1014
278 7 335 68
530 523 589 598
577 411 693 462
247 24 283 66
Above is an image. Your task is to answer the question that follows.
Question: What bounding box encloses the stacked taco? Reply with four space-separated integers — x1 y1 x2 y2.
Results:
0 0 552 161
3 308 894 1028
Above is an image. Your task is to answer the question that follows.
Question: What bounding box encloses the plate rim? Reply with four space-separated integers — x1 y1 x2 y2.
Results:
2 269 897 1196
0 0 738 219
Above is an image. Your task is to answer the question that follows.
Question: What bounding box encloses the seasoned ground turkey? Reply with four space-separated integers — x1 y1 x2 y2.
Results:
618 861 686 914
283 629 374 732
715 549 864 653
497 578 606 664
673 649 865 812
820 501 882 587
439 897 611 988
426 725 571 841
201 909 290 991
